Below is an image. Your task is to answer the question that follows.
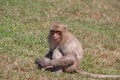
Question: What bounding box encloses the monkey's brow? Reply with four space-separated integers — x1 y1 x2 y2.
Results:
50 30 61 33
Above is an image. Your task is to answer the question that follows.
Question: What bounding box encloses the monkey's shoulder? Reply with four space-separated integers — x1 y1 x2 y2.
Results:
58 41 82 53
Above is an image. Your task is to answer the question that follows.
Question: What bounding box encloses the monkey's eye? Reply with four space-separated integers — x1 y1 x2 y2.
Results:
56 31 62 35
50 30 55 35
50 30 62 35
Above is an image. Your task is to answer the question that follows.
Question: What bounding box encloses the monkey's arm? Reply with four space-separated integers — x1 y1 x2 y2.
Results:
41 55 75 68
45 50 53 59
35 51 53 68
52 56 74 68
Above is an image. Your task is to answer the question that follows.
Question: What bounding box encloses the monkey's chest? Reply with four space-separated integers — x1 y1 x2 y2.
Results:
52 47 63 59
59 43 74 53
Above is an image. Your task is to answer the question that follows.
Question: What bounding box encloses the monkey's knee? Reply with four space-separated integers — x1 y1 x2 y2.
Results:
64 65 76 73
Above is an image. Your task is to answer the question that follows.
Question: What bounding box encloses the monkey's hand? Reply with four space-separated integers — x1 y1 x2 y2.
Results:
40 60 52 68
35 58 41 64
35 58 53 68
35 58 44 68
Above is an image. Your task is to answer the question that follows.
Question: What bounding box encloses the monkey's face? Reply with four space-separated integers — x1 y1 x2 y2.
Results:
49 22 67 43
50 30 62 42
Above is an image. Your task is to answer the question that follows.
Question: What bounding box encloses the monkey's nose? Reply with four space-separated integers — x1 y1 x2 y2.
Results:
52 37 58 40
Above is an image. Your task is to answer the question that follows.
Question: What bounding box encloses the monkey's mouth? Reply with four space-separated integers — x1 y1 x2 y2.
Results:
53 38 58 40
52 37 58 40
52 37 60 41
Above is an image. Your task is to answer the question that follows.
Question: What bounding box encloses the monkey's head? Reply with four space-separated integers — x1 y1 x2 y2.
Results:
49 22 67 43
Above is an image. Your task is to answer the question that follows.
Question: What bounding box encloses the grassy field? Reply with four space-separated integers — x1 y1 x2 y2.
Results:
0 0 120 80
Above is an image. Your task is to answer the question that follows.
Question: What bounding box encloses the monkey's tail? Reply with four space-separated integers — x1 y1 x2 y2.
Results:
76 69 120 79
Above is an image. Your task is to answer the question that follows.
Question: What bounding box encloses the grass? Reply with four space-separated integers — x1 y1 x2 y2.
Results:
0 0 120 80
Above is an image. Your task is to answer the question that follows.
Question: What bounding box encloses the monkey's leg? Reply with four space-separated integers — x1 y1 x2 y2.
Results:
63 63 76 73
42 56 75 69
63 60 80 73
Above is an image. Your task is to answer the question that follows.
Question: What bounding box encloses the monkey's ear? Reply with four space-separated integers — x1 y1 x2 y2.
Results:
63 25 67 31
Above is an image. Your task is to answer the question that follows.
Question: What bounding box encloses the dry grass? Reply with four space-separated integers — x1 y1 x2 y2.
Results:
0 0 120 80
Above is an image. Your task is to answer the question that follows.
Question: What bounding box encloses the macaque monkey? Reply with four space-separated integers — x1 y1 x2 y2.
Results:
35 22 120 78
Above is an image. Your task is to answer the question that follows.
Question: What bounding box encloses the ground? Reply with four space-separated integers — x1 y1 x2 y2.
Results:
0 0 120 80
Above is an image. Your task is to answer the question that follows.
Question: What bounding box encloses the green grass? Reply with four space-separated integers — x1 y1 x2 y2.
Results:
0 0 120 80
